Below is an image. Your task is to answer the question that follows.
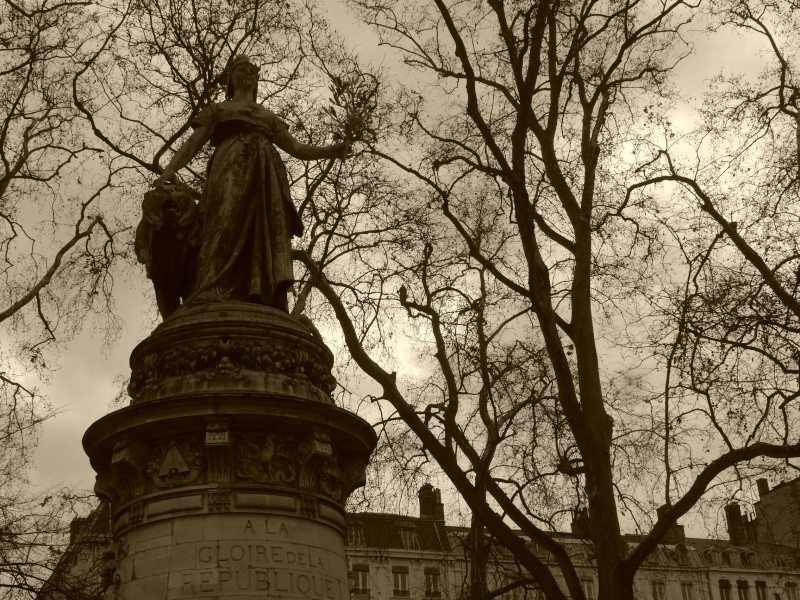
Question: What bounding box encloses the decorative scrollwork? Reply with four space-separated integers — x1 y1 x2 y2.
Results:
298 430 345 499
110 439 147 500
94 471 128 506
340 459 369 502
94 439 148 506
319 457 343 501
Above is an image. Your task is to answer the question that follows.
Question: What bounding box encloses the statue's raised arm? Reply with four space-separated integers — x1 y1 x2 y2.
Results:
152 126 212 188
142 55 349 318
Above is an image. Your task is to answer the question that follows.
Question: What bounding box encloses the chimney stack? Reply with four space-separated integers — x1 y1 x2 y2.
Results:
756 478 769 497
571 508 589 537
419 484 445 521
433 488 445 521
725 502 747 546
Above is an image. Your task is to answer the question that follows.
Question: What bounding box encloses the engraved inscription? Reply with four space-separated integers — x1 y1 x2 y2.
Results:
180 568 343 598
196 542 328 569
242 518 289 536
177 539 344 599
173 518 346 599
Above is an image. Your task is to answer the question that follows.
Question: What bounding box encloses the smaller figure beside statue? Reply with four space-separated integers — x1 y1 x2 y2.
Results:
136 55 349 318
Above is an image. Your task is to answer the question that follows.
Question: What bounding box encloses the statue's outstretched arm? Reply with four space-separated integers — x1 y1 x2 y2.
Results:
273 127 348 161
153 125 212 186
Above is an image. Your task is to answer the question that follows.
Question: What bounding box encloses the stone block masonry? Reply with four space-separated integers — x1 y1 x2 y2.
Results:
83 302 376 600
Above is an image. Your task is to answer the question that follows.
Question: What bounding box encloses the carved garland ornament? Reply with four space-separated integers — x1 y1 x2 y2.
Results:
128 338 336 398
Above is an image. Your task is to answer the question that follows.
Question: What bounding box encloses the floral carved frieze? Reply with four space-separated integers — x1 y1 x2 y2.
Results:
146 438 204 489
235 435 297 484
128 337 336 400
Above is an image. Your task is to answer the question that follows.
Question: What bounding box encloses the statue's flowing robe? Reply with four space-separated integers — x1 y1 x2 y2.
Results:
190 101 302 305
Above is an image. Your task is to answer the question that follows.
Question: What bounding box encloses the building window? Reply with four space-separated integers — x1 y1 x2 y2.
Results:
755 581 767 600
720 579 732 600
393 567 410 597
424 568 441 597
580 579 595 600
675 544 690 565
400 526 419 550
681 582 695 600
786 582 799 600
737 580 750 600
740 551 757 567
651 581 666 600
350 564 369 595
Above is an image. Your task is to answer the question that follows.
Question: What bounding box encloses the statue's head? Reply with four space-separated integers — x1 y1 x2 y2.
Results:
226 55 259 101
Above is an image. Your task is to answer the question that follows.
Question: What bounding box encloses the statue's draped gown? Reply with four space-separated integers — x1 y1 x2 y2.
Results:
189 101 302 305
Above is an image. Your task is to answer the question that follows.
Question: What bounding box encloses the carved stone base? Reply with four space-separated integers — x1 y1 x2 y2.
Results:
83 302 375 600
111 512 348 600
127 302 337 404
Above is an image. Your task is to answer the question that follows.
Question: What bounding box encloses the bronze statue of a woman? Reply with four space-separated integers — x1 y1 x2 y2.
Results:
150 55 347 314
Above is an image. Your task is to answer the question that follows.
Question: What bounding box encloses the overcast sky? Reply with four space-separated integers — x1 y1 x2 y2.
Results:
22 4 776 536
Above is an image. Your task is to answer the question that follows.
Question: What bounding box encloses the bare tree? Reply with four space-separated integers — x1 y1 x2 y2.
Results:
0 489 100 600
1 0 122 359
30 0 800 597
284 0 800 598
0 1 128 596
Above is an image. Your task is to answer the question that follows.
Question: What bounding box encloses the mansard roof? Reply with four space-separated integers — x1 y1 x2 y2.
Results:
346 512 451 552
345 511 800 571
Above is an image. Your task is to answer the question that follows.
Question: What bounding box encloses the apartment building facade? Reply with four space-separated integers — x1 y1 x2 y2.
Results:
344 484 800 600
45 482 800 600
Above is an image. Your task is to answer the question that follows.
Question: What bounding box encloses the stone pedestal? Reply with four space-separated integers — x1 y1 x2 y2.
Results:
83 302 376 600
